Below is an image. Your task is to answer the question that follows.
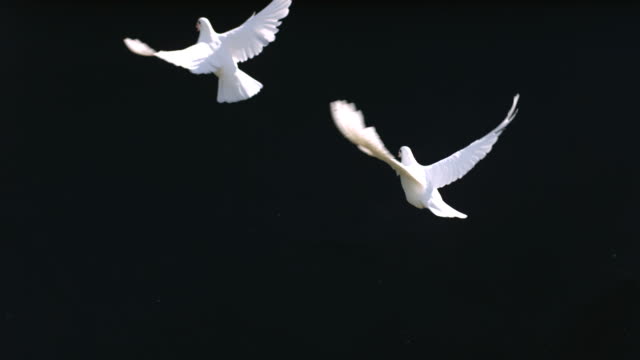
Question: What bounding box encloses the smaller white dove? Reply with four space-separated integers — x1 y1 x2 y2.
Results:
330 95 520 219
123 0 291 103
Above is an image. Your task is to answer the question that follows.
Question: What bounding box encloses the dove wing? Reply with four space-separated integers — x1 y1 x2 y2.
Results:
423 94 520 189
330 101 425 186
220 0 291 63
124 38 216 74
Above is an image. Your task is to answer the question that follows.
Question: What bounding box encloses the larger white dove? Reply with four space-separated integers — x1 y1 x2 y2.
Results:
123 0 291 103
330 95 520 219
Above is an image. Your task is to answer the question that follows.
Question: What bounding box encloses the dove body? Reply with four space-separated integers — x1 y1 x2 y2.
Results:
398 147 428 208
330 95 520 219
124 0 292 103
398 146 468 218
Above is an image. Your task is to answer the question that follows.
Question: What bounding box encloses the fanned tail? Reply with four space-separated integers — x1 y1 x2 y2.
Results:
423 189 468 219
216 69 263 103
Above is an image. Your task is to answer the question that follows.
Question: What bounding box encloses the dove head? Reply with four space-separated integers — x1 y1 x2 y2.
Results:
196 17 216 42
399 146 419 166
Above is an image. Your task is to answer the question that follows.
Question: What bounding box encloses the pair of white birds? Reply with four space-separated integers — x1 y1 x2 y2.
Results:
124 0 521 219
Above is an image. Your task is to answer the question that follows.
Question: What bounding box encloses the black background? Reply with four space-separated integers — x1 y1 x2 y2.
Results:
4 1 640 359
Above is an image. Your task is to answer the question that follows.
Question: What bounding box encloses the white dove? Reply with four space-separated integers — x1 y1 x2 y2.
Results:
123 0 291 103
329 94 520 219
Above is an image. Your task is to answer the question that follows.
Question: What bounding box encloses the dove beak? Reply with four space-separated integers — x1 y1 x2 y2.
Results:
196 23 200 31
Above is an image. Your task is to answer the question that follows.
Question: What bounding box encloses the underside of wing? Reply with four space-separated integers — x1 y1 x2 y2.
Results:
220 0 291 63
154 43 217 74
424 94 520 189
330 100 424 185
124 38 216 74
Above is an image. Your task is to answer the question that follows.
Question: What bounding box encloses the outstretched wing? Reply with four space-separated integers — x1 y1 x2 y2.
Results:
220 0 291 63
123 38 217 74
424 94 520 189
330 101 425 187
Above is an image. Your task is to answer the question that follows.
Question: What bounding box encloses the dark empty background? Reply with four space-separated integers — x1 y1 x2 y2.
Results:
3 1 639 359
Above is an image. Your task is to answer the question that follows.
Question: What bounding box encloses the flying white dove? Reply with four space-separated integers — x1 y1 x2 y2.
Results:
329 94 520 219
123 0 292 103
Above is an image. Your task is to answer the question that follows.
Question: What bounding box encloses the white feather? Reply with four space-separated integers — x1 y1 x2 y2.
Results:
123 38 156 56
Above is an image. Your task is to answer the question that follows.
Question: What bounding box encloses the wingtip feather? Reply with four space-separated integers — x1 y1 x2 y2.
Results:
123 38 157 56
494 93 521 133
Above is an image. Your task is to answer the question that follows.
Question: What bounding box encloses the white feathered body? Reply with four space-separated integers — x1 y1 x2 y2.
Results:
397 149 428 209
400 174 427 209
330 95 520 219
124 0 291 103
209 41 235 77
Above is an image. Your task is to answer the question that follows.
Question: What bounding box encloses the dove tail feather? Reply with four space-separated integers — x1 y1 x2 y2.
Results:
217 69 263 103
423 189 468 219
